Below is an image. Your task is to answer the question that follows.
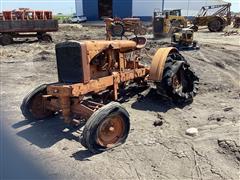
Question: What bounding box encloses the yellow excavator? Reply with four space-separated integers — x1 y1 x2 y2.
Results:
153 9 188 38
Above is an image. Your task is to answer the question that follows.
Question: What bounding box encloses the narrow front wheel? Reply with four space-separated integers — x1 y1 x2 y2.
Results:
80 102 130 153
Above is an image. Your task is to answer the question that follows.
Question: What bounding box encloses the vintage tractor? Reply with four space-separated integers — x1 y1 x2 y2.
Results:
104 17 147 39
21 37 198 153
171 28 199 50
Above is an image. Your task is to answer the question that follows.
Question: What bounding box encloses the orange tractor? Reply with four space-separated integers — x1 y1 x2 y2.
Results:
104 17 147 39
21 37 198 153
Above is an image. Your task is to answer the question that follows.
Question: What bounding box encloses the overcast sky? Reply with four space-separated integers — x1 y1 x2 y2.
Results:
0 0 239 14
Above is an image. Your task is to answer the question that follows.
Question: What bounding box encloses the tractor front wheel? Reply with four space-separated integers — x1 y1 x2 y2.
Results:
21 84 55 120
80 102 130 153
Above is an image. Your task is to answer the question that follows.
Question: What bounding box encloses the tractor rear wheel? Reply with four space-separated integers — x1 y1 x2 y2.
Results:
156 52 199 103
208 19 224 32
37 33 52 42
0 34 13 46
111 22 125 37
80 102 130 153
21 84 55 120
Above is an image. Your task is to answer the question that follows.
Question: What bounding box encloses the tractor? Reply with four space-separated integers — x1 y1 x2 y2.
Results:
171 28 199 50
104 17 147 40
21 37 199 153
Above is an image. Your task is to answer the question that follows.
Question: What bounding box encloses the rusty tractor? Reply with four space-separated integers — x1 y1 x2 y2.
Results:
0 8 58 45
104 17 147 39
21 37 199 153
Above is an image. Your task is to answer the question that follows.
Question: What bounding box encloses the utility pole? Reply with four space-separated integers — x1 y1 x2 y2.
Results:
162 0 165 12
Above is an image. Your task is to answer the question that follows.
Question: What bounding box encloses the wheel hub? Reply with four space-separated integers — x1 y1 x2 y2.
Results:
172 74 181 89
97 115 125 148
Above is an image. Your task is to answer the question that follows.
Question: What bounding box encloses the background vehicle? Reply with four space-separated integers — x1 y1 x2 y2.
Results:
191 3 231 32
70 15 87 23
233 15 240 28
0 8 58 45
153 9 188 38
104 17 147 39
171 28 199 50
21 37 198 153
163 9 188 28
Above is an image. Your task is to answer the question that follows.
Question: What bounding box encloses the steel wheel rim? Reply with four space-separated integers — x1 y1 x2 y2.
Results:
97 114 125 148
172 72 182 92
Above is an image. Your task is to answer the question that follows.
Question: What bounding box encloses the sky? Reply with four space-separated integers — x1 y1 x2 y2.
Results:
0 0 239 15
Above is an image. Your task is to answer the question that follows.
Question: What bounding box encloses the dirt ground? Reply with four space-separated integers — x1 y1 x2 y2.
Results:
1 24 240 179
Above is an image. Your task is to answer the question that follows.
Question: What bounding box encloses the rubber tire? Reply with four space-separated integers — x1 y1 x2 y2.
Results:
0 34 13 46
111 22 125 37
41 34 52 42
21 84 54 120
80 102 130 154
208 19 223 32
156 52 199 103
192 40 198 47
192 26 198 32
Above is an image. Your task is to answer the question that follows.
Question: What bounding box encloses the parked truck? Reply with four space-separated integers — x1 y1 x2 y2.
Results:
0 8 58 45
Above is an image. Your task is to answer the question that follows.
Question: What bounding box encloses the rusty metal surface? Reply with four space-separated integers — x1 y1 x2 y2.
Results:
97 114 125 147
149 47 178 81
31 38 178 125
83 40 137 61
1 9 53 21
29 92 53 119
0 20 58 33
44 38 151 123
104 17 147 39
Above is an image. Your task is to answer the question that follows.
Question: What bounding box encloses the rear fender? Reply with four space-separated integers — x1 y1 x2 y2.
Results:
149 47 179 81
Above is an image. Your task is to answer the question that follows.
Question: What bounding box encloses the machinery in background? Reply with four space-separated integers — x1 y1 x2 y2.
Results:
21 37 199 153
163 9 188 28
69 15 87 23
0 8 58 45
171 28 199 50
104 17 147 40
233 15 240 28
191 3 231 32
153 9 188 38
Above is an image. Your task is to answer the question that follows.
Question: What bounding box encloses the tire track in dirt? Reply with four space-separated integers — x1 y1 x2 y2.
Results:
183 47 240 88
